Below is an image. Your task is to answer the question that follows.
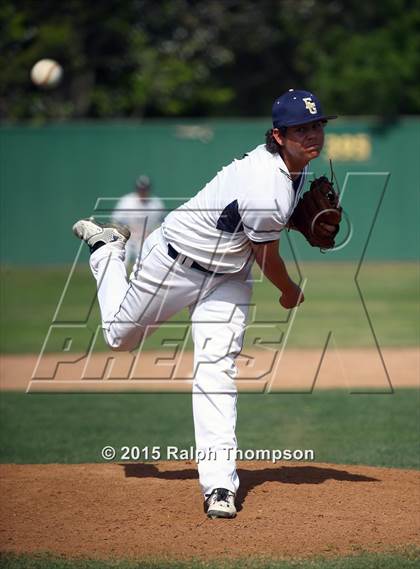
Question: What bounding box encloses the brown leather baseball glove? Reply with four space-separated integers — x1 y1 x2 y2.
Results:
288 176 342 249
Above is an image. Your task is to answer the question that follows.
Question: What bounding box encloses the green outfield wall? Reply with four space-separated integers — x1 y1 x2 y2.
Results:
1 118 419 264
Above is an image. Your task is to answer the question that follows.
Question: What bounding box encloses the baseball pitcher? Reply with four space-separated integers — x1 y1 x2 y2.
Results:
73 89 341 519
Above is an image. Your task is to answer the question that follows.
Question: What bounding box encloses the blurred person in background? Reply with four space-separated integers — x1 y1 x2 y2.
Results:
112 175 165 268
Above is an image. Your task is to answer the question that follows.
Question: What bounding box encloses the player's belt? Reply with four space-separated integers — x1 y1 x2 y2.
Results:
167 243 224 276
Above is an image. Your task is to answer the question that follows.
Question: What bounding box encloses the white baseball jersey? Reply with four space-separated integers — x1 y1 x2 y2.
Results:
112 193 164 236
162 144 307 273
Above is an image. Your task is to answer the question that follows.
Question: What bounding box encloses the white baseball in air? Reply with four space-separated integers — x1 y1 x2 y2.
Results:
30 59 63 88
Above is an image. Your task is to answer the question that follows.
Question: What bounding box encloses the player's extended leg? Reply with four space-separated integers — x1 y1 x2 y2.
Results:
190 273 252 517
73 218 223 352
75 220 184 350
73 218 131 329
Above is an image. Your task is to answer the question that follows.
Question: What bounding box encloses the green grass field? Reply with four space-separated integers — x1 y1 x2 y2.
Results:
1 550 419 569
1 263 418 569
0 390 418 468
1 262 418 353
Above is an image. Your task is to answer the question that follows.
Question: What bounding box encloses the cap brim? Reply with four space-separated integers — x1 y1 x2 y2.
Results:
274 114 338 128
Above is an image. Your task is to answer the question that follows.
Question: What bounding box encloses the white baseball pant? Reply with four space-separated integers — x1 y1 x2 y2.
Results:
89 227 252 496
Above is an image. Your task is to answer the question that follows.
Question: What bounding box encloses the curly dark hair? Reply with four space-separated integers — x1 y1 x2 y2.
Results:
265 127 287 155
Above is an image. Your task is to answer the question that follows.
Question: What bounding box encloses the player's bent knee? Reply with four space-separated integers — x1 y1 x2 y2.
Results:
192 359 238 392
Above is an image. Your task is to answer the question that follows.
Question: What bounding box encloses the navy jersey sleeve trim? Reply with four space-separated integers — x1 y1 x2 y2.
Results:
216 200 244 233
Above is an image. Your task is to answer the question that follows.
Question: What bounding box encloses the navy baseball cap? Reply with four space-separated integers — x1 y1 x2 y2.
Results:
272 89 337 128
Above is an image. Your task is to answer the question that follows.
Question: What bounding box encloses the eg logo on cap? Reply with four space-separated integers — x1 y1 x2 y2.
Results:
272 89 337 128
302 97 317 114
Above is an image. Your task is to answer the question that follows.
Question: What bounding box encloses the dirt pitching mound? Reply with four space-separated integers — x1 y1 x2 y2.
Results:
1 462 419 561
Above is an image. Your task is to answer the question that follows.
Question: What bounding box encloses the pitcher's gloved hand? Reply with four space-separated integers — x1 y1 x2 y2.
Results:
288 176 342 249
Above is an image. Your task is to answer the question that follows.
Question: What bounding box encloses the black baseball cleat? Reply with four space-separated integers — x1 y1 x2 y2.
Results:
72 217 130 254
205 488 237 519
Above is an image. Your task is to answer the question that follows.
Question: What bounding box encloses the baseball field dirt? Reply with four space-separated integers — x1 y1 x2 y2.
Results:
0 462 419 561
1 347 418 391
1 349 418 563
